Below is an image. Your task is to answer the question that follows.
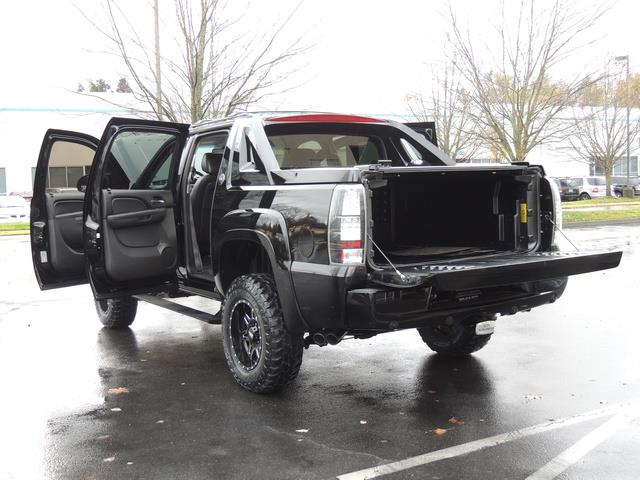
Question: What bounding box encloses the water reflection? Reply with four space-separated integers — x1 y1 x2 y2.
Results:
414 354 500 426
417 354 495 396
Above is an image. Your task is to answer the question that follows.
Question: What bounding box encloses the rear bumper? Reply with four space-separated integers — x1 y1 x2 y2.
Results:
347 279 568 331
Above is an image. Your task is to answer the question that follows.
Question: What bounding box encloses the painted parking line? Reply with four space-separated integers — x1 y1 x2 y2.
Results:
525 406 639 480
337 400 640 480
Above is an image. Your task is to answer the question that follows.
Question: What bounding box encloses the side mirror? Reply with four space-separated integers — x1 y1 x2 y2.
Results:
202 152 224 175
77 174 89 193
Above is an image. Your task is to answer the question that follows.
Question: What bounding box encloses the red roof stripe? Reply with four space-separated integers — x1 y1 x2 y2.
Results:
266 113 386 123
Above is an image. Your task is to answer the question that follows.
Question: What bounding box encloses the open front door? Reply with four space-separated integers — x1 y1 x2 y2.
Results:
31 130 98 289
84 118 189 298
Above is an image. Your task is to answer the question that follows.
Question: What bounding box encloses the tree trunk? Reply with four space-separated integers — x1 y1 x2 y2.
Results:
605 168 613 198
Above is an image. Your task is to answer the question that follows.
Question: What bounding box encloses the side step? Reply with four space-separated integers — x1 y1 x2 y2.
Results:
134 294 221 324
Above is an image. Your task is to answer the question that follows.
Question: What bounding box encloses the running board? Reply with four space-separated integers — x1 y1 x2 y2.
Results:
134 294 221 324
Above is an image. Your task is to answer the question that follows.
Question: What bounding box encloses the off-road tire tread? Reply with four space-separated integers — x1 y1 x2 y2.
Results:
418 324 491 356
222 274 304 393
95 296 138 329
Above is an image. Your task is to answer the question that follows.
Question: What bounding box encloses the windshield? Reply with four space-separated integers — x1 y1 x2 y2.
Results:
265 123 445 169
588 177 606 185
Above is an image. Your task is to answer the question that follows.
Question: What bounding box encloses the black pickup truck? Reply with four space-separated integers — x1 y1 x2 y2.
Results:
31 112 622 393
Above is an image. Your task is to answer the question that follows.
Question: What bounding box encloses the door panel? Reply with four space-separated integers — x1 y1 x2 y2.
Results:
101 189 177 281
45 192 85 274
83 117 189 297
31 130 98 290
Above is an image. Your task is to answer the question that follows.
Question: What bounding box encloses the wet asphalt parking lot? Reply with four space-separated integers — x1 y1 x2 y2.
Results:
1 224 639 480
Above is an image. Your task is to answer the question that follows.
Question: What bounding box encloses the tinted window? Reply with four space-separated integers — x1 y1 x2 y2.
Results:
189 132 229 183
269 133 382 168
45 140 95 191
265 123 444 168
103 131 176 190
588 177 606 186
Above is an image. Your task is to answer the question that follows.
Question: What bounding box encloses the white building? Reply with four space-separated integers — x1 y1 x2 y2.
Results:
0 90 135 196
1 97 639 196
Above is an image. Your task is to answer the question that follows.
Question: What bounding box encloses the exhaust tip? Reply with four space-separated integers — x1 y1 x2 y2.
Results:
326 332 345 345
312 332 328 346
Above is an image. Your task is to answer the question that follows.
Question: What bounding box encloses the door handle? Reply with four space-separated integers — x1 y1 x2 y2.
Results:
149 198 166 206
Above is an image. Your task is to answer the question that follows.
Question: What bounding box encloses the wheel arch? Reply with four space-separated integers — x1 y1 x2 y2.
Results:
213 209 307 333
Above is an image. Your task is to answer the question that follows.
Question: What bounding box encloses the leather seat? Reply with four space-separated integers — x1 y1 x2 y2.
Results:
281 148 340 168
281 148 317 168
190 152 222 253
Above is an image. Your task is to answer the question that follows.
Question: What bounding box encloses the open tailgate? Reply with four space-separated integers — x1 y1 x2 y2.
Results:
370 251 622 290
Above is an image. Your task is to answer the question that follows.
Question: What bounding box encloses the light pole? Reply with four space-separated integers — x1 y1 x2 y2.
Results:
615 55 632 195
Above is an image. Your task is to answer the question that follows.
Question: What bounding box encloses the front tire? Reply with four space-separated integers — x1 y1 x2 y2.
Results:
418 318 492 356
579 192 591 200
221 274 304 393
94 296 138 329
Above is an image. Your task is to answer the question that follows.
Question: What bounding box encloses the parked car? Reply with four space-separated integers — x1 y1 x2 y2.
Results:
571 176 609 200
611 177 640 197
551 177 580 201
30 113 622 393
0 194 30 222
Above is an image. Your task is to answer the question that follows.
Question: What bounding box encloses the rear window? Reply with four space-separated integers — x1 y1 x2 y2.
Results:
265 123 444 169
559 178 579 188
588 177 606 186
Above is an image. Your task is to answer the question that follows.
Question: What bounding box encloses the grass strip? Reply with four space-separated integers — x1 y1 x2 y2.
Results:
0 222 29 232
563 207 640 223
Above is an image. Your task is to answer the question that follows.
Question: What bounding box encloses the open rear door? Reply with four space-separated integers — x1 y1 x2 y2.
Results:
84 118 189 298
31 130 98 289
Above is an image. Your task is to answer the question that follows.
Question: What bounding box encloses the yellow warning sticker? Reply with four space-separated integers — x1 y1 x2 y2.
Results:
520 203 528 223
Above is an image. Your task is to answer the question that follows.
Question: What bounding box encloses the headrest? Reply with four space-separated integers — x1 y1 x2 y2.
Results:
282 148 320 168
202 152 223 174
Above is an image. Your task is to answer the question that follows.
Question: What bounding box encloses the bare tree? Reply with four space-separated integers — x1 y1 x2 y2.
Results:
80 0 307 123
568 65 639 197
406 62 482 161
448 0 607 162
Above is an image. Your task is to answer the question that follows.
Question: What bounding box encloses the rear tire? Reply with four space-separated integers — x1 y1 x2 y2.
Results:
94 296 138 329
221 274 304 393
418 319 492 356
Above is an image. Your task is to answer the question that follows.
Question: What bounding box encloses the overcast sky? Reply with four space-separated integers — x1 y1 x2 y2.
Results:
1 0 639 117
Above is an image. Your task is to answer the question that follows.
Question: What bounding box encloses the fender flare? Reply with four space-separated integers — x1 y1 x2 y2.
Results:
213 208 307 333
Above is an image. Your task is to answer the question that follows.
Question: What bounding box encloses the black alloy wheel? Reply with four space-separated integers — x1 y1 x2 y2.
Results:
229 300 262 371
221 274 304 393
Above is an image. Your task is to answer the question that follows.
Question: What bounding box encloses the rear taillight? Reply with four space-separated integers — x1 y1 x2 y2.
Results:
592 187 599 193
328 184 366 264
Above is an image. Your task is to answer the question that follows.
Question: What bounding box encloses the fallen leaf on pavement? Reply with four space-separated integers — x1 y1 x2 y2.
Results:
103 457 115 463
108 387 129 395
448 416 464 425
